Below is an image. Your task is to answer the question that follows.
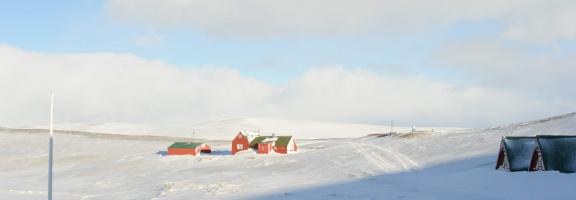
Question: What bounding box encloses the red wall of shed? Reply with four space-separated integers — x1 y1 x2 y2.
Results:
231 133 250 155
168 147 199 155
495 147 505 169
258 143 272 154
273 140 297 154
274 146 287 154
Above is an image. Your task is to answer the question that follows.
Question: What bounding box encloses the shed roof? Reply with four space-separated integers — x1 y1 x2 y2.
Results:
249 135 293 147
250 136 270 147
502 136 537 172
536 135 576 173
169 142 203 149
275 136 293 147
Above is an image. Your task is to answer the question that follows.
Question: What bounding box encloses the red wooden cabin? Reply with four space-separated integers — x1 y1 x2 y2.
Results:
258 142 274 154
231 131 298 155
272 136 297 154
167 142 211 156
231 131 257 154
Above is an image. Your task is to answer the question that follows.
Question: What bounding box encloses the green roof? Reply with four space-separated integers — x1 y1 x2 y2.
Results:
250 136 271 147
169 142 202 149
274 136 293 147
248 135 294 147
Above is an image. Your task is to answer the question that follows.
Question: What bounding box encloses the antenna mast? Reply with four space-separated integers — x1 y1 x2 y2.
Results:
48 92 54 200
390 120 394 133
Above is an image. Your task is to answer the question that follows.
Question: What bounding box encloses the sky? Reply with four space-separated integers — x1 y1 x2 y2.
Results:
0 0 575 128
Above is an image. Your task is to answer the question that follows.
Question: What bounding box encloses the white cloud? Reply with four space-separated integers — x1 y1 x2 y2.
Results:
502 3 576 44
270 67 572 126
0 44 571 128
433 39 576 97
105 0 576 43
0 45 274 126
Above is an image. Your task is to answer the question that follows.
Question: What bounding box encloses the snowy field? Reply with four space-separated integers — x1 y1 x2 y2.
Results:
1 114 576 199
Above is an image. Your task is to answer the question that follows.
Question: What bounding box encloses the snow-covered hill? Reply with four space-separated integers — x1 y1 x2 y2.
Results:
1 113 575 199
26 118 465 139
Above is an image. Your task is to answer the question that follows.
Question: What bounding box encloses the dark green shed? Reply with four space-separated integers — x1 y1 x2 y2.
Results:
532 135 576 173
495 136 537 172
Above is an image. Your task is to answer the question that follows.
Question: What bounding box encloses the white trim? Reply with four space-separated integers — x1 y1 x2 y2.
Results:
287 138 296 153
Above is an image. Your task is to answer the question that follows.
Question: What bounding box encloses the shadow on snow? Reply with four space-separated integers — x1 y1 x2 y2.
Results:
245 155 575 200
156 149 233 157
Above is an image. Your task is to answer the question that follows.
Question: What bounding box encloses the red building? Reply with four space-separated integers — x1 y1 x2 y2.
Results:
271 136 297 154
231 131 256 155
258 142 274 154
167 142 211 156
231 131 297 155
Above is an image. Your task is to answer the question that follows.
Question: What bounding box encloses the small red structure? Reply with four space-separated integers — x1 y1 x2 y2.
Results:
231 131 256 155
258 142 273 154
200 144 212 153
231 131 297 155
167 142 211 156
271 136 297 154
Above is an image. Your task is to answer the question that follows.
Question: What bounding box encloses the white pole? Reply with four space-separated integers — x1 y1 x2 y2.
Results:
48 92 54 200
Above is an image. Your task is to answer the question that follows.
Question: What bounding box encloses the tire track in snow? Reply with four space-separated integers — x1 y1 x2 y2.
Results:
346 141 420 173
361 142 421 170
348 142 396 172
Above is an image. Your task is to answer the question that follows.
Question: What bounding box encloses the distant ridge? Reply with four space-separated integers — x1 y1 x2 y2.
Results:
485 112 576 131
0 127 219 142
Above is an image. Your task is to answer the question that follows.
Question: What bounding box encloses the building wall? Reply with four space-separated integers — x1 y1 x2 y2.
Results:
529 148 544 171
289 139 297 153
274 146 287 154
232 133 250 155
274 139 297 154
495 145 506 170
168 147 198 155
258 143 271 154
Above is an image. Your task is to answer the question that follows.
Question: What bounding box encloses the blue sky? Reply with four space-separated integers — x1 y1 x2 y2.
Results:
0 0 575 127
0 0 501 84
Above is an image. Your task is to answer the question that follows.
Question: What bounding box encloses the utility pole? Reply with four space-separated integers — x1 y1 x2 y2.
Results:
48 92 54 200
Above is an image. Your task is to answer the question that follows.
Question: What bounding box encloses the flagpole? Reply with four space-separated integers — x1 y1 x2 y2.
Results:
48 92 54 200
